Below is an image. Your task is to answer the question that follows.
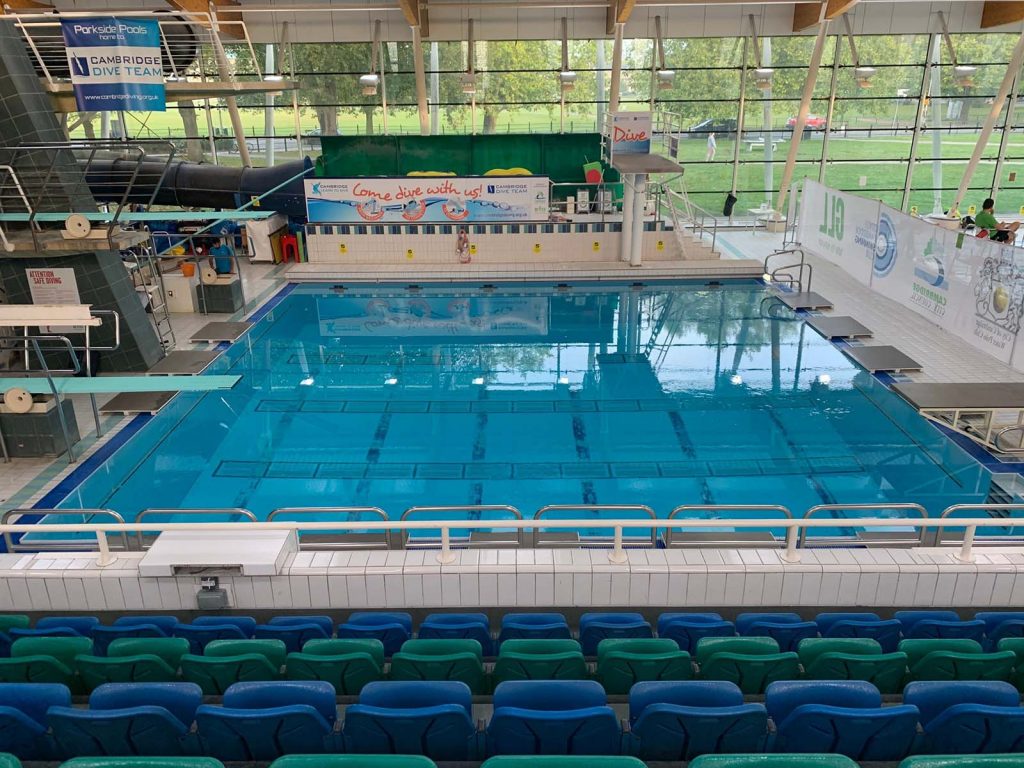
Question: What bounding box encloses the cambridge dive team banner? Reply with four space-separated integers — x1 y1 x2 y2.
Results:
798 179 1024 369
304 177 550 224
61 17 165 112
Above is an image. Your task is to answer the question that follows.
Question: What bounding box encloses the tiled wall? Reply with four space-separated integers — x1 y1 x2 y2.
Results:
1 546 1022 612
305 222 689 264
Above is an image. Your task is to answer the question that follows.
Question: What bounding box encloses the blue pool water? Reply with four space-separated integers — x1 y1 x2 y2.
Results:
55 281 991 528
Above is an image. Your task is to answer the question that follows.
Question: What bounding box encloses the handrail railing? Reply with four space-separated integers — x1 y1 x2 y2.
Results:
666 504 793 547
401 505 524 556
798 503 929 547
5 514 1024 568
2 508 127 552
535 504 657 555
764 248 811 293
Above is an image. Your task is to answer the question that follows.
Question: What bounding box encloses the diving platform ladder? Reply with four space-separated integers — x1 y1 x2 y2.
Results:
123 243 176 351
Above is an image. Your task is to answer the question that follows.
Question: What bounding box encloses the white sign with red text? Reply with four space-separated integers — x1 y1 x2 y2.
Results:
25 267 84 333
608 112 652 155
305 176 550 224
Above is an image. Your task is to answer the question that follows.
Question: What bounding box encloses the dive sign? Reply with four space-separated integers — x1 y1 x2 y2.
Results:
61 17 166 112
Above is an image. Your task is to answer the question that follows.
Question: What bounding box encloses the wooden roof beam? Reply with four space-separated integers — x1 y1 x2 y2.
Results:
606 0 635 35
793 0 859 32
982 2 1024 28
398 0 420 27
0 0 54 15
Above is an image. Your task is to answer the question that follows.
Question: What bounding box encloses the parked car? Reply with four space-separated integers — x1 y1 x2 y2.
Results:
786 114 827 129
688 118 738 137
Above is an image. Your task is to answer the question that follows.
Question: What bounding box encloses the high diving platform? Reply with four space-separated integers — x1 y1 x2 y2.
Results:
894 382 1024 454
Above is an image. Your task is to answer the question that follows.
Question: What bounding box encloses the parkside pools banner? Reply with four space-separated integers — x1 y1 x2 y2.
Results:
305 177 550 224
608 112 652 155
61 18 165 112
799 180 1024 368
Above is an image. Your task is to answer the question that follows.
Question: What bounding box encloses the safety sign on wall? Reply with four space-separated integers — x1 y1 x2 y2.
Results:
61 17 166 112
26 267 84 333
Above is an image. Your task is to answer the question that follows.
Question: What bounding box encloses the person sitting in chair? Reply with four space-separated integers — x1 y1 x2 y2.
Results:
975 198 1021 242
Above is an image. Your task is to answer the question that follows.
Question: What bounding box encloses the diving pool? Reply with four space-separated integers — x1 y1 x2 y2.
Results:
53 281 991 526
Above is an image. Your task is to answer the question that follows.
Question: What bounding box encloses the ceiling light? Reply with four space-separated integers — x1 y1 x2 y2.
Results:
559 70 577 92
854 66 876 88
754 67 774 90
360 73 380 96
384 377 398 385
472 377 485 385
954 64 977 87
730 374 743 385
461 72 477 94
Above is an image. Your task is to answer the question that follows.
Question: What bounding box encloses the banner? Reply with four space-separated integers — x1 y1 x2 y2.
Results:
305 177 550 224
608 112 652 155
26 267 83 334
799 182 1024 370
61 17 165 112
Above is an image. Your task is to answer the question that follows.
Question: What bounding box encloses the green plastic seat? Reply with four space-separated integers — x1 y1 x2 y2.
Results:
596 638 693 694
0 636 94 690
0 753 19 768
492 639 588 685
60 760 224 768
285 638 384 694
899 757 1024 768
798 638 907 694
900 638 1016 682
482 759 646 768
696 637 798 694
271 757 437 768
302 639 386 668
0 617 29 633
999 638 1024 689
690 756 859 768
108 638 190 668
75 654 178 690
389 639 486 694
180 639 285 694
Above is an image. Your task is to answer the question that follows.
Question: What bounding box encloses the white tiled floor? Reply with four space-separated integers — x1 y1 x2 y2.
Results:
0 259 289 511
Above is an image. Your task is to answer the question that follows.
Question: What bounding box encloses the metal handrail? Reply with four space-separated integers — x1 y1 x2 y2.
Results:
401 505 524 553
994 424 1024 454
0 515 1019 568
268 507 390 550
799 503 929 547
2 508 127 552
535 504 658 553
764 248 812 293
132 508 257 548
666 504 793 547
937 503 1024 545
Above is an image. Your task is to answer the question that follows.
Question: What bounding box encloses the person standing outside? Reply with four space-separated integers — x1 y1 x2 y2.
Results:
706 131 717 162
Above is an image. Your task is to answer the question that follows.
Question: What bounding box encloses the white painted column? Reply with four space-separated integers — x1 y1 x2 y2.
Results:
412 26 430 136
610 24 624 113
630 173 646 267
620 172 635 263
264 44 276 166
952 29 1024 213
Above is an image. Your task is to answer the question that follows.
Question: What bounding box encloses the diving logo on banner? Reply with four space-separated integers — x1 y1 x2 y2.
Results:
61 18 165 112
873 213 898 277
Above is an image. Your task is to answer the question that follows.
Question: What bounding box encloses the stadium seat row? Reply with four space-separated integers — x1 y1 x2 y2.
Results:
9 753 1021 768
5 610 1024 656
5 633 1024 695
2 678 1024 761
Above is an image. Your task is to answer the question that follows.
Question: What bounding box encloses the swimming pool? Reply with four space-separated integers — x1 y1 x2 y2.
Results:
54 281 991 529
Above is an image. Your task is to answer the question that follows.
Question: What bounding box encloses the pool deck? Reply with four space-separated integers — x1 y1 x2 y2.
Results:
5 231 1024 515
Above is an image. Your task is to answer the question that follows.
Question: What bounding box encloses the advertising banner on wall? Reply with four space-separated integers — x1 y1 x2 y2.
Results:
61 17 165 112
608 112 652 155
305 177 550 224
799 183 1024 369
797 180 879 285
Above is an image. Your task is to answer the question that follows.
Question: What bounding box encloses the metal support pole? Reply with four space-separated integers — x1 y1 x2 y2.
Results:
731 36 749 201
95 531 116 567
621 173 635 262
956 525 977 563
209 5 252 168
775 6 830 214
609 526 628 563
430 42 440 134
412 26 430 136
952 28 1024 213
903 33 937 212
264 43 276 166
819 33 841 184
992 70 1020 201
596 39 607 131
783 525 801 563
610 23 624 113
630 173 646 267
437 525 456 564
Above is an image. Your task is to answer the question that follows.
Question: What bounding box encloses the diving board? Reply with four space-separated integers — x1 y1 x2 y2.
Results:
777 291 834 311
841 345 922 374
100 391 175 415
805 315 873 340
0 375 239 395
146 351 220 376
0 305 101 328
191 322 251 343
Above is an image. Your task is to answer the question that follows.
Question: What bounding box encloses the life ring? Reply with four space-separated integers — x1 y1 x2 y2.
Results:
401 199 427 221
356 201 386 222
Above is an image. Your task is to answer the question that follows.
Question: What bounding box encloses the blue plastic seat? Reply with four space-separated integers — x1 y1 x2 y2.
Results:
497 614 572 648
627 680 767 760
0 682 69 759
486 680 620 756
658 613 736 653
267 616 334 637
173 619 254 654
254 620 331 653
49 682 201 757
419 614 494 656
896 611 985 642
90 625 168 657
767 680 918 761
976 612 1024 648
38 617 100 636
337 613 412 656
343 680 477 760
579 614 653 656
905 681 1024 753
9 628 84 641
736 613 818 652
112 617 179 636
815 613 902 653
196 681 338 760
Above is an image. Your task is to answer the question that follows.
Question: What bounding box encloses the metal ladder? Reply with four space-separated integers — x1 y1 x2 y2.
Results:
124 243 176 351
